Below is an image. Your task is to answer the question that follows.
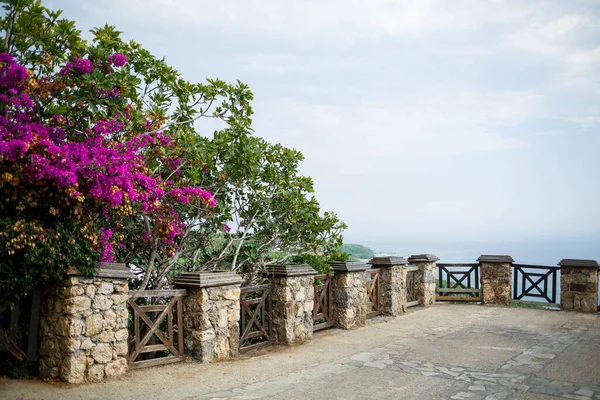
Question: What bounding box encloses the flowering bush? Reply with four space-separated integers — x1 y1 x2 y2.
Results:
0 53 216 302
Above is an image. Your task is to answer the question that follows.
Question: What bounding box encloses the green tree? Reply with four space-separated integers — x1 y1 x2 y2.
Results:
1 0 346 288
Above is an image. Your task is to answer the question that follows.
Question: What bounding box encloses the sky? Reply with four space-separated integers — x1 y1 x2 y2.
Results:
48 0 600 263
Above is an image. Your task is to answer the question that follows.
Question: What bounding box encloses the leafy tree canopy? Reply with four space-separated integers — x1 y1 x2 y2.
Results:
0 0 346 296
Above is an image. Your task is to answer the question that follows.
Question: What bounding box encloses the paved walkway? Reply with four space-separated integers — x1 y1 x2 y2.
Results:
2 305 599 400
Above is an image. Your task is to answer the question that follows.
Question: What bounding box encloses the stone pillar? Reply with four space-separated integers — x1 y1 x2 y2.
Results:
477 255 514 306
39 263 133 383
559 259 599 313
407 254 438 306
330 261 369 329
368 256 408 316
173 271 242 362
267 264 316 345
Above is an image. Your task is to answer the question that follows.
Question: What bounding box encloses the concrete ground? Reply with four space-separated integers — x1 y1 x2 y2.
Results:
1 304 599 400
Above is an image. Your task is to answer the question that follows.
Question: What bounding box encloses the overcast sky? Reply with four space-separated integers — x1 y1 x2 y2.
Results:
49 0 600 258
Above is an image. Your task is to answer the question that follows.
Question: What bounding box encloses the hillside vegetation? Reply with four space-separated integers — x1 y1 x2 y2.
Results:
341 244 374 260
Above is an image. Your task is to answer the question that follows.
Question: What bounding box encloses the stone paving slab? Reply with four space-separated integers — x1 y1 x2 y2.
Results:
536 343 600 386
400 331 537 371
0 305 598 400
268 368 468 400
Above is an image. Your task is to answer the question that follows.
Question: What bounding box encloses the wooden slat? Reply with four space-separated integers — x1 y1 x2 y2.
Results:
512 264 560 270
244 330 268 340
239 340 271 353
140 344 168 353
177 296 183 354
436 288 480 294
134 307 140 354
436 296 481 302
129 355 186 370
242 297 264 306
167 302 173 348
437 263 479 267
406 300 419 308
241 284 271 294
139 305 168 312
128 289 187 298
26 289 42 362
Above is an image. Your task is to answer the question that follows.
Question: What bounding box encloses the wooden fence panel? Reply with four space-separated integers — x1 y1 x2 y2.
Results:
365 268 382 318
406 267 419 307
436 263 481 302
127 289 186 369
0 288 42 363
313 274 334 331
240 284 272 353
512 264 559 306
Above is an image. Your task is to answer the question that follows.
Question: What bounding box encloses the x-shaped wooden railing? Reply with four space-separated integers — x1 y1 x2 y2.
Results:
513 264 559 305
365 268 382 317
436 264 481 301
240 284 272 353
127 289 186 369
313 274 333 331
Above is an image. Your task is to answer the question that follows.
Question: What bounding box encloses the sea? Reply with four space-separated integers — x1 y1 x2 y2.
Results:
358 237 600 306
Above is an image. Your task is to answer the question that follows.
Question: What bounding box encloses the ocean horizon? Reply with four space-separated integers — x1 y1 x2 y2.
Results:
357 236 600 265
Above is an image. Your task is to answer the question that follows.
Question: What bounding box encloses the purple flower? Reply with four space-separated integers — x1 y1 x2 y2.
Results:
110 53 127 67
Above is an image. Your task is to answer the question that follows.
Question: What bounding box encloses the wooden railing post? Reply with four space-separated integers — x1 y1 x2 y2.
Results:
407 254 439 306
368 256 408 316
173 271 242 362
267 264 317 345
477 255 513 306
330 262 369 329
559 259 599 313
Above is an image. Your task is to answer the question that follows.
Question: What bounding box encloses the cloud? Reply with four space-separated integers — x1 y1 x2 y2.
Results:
255 90 538 165
539 129 568 136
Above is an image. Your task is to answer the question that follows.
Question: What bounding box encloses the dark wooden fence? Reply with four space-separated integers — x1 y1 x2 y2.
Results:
127 289 186 369
0 289 42 364
313 274 333 331
406 266 419 307
436 263 481 302
365 268 382 318
512 264 560 307
240 284 272 353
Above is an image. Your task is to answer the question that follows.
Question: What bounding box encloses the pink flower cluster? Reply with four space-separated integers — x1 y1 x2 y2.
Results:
0 53 216 265
59 57 93 76
168 187 217 207
107 53 127 67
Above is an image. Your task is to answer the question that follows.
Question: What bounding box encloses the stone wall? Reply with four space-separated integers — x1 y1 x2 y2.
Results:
182 285 240 361
39 265 131 383
331 262 368 329
408 255 438 306
478 255 513 306
559 259 599 313
269 265 316 345
370 257 407 316
174 271 242 362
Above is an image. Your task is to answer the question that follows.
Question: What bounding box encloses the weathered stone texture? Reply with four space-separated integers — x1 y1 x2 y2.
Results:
560 267 598 313
39 275 130 383
182 285 240 362
332 271 367 329
408 262 436 306
271 275 315 345
379 265 406 316
479 262 512 306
